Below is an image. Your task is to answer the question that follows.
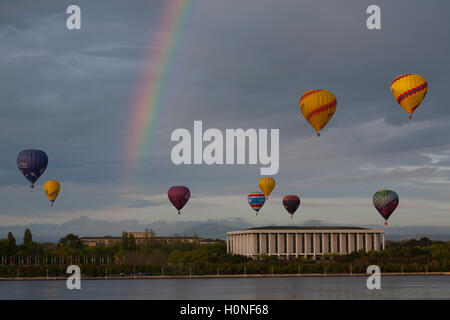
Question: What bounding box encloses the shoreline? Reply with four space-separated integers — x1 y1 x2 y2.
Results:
1 272 448 281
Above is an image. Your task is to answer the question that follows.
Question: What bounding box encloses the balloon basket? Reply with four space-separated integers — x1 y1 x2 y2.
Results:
316 132 320 137
384 221 388 226
30 184 34 189
409 115 412 119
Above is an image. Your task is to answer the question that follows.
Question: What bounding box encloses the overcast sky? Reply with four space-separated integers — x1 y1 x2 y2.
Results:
0 0 449 228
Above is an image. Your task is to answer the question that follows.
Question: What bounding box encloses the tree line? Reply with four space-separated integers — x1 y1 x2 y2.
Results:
0 230 448 278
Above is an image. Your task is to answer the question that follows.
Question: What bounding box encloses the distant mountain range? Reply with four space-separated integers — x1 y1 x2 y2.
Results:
0 216 449 243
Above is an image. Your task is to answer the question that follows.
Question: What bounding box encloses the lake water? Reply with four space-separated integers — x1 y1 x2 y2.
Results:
0 276 449 299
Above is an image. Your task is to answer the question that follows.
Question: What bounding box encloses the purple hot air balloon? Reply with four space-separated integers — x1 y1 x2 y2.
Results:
168 186 191 214
17 149 48 188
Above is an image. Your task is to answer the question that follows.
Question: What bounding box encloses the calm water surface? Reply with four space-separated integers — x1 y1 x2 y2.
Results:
0 276 449 299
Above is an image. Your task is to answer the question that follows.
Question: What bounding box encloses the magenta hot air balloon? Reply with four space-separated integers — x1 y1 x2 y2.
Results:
168 186 191 214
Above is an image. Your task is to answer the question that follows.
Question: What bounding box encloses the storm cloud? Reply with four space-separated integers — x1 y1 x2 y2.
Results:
0 0 449 228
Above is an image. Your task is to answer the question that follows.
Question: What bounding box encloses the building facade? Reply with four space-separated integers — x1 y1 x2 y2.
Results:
81 232 220 247
226 226 385 259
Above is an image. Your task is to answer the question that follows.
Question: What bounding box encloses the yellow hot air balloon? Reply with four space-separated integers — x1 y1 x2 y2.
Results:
299 89 337 136
44 180 60 207
258 177 275 199
390 74 428 119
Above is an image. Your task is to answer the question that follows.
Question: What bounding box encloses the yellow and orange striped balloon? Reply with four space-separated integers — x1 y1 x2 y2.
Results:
390 74 428 119
299 89 337 136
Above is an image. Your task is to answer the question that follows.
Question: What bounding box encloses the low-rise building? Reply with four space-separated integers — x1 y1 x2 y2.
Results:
226 226 385 259
81 232 220 247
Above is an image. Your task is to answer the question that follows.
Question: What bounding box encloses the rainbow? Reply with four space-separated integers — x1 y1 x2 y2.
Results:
124 0 194 186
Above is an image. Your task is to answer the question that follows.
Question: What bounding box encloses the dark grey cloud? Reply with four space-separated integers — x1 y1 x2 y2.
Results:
0 0 450 226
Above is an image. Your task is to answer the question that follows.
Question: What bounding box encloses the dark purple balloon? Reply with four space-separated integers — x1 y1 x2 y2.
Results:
168 186 191 214
17 149 48 188
282 195 301 217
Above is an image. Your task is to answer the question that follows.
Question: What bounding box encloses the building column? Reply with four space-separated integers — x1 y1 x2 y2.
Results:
295 233 299 258
246 234 249 257
382 233 385 250
347 233 351 253
321 233 324 255
240 234 243 255
304 233 308 258
277 233 281 258
365 233 368 252
259 233 262 255
313 233 317 258
374 233 380 251
339 233 343 254
268 233 272 256
232 235 235 254
331 233 335 254
286 233 290 259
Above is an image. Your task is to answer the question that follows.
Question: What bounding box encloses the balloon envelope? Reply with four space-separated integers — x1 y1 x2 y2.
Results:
372 190 399 223
168 186 191 214
17 149 48 187
258 177 275 198
299 89 337 136
248 192 266 214
282 195 301 217
44 180 60 207
390 74 428 118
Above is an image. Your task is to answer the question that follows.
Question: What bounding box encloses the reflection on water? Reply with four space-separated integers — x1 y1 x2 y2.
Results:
0 276 449 300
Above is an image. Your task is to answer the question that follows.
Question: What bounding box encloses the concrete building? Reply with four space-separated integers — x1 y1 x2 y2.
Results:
226 226 385 259
81 232 221 247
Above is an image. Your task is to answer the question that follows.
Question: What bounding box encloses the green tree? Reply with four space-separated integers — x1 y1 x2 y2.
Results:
120 231 130 250
7 232 16 248
58 234 84 250
129 233 137 250
419 237 432 247
23 228 33 246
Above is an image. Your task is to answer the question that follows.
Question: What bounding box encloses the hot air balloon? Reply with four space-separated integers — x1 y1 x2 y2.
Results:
282 195 301 219
168 186 191 214
248 192 266 215
17 149 48 188
372 190 399 226
258 177 275 199
390 74 428 119
44 180 60 207
299 89 337 136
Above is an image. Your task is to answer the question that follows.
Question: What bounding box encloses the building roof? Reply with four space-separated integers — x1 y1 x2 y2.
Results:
245 226 370 231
